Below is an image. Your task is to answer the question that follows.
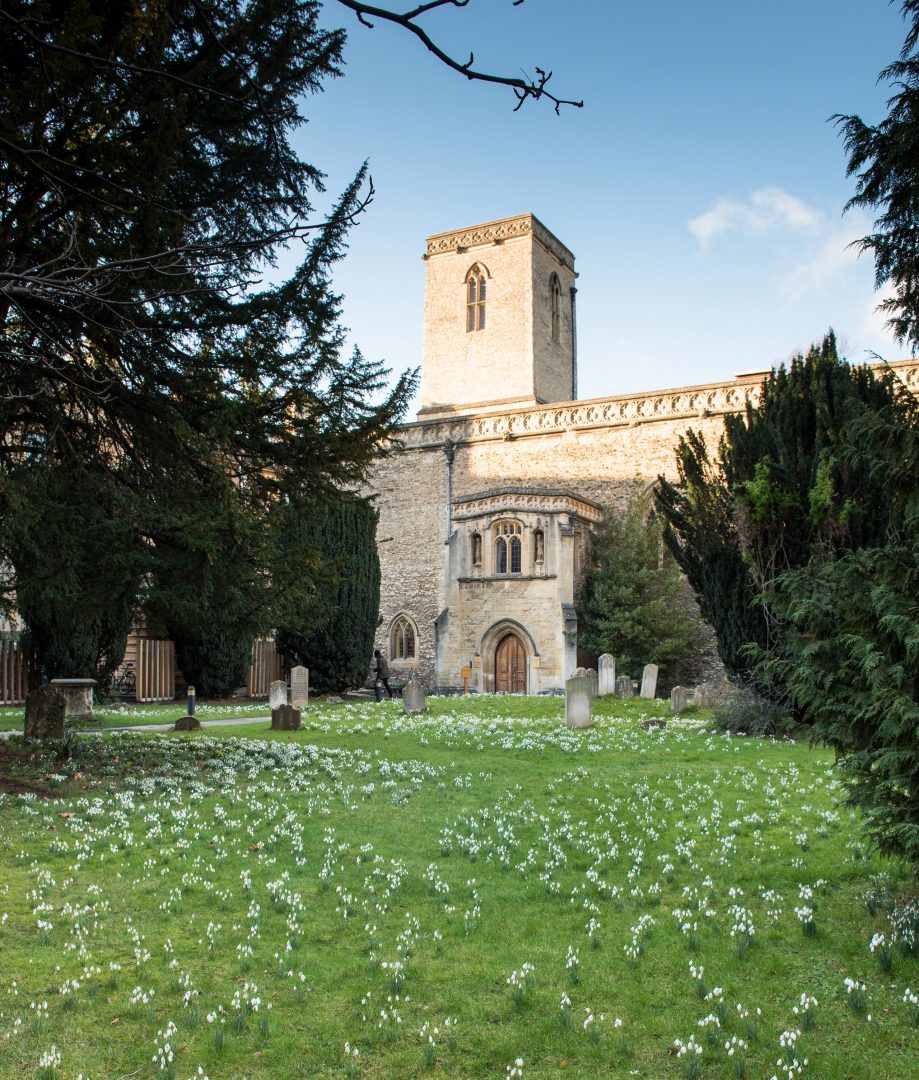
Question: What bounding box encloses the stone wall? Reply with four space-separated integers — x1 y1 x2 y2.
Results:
369 361 919 691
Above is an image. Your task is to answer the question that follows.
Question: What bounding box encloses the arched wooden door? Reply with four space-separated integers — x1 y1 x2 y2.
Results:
495 633 527 693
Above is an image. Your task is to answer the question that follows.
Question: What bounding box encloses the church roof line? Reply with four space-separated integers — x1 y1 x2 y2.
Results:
424 212 575 271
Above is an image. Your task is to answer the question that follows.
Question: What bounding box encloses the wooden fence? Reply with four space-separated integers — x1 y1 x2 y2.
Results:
0 637 36 706
135 638 176 703
248 638 282 698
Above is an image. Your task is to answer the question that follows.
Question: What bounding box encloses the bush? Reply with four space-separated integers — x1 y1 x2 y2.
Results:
712 681 791 738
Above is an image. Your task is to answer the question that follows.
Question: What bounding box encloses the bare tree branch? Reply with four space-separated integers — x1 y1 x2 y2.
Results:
335 0 583 113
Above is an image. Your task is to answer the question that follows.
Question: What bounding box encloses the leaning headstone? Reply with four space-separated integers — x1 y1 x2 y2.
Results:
587 668 599 700
49 678 96 720
640 664 659 700
670 686 691 714
615 675 633 698
402 680 427 714
268 679 288 711
24 685 67 740
174 715 202 732
271 704 301 731
565 672 593 729
290 666 309 709
597 654 616 696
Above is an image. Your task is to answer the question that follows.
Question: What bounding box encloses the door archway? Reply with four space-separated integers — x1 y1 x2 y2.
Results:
495 632 527 694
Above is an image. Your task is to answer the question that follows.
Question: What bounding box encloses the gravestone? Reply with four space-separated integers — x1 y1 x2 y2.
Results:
268 679 288 711
615 675 633 697
24 685 67 740
571 666 588 678
597 654 616 696
565 672 593 729
587 668 598 700
290 666 309 709
49 678 96 720
271 704 301 731
694 681 725 709
640 664 659 700
174 715 202 732
670 686 691 714
402 680 427 714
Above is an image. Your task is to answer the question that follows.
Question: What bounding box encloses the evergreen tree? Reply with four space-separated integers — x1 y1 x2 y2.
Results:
275 495 381 694
577 486 706 692
761 389 919 863
656 334 901 687
835 1 919 351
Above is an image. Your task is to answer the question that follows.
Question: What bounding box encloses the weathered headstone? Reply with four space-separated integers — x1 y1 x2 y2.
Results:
615 675 633 697
24 685 67 740
639 664 659 700
49 678 96 720
290 666 309 708
565 672 593 728
268 679 288 711
597 654 616 696
571 666 588 678
402 680 427 714
694 681 725 709
670 685 691 713
587 668 598 700
271 704 301 731
174 715 202 732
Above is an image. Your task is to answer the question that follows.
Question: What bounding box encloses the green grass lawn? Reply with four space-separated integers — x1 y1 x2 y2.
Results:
0 696 916 1079
0 700 270 732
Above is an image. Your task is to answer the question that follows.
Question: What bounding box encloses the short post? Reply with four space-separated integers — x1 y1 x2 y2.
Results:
187 685 196 717
461 664 472 696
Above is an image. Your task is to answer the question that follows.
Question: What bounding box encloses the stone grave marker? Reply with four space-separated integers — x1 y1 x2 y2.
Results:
268 678 288 711
24 685 67 741
402 680 427 714
290 666 310 708
587 668 598 700
615 675 633 697
640 664 659 699
670 685 691 713
50 678 96 720
271 704 302 731
565 672 593 729
597 654 616 696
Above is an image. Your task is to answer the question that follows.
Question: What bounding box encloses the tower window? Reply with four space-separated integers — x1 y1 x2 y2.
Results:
466 265 486 332
550 273 561 343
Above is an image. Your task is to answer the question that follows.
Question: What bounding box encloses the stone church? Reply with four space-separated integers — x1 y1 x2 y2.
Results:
367 212 917 695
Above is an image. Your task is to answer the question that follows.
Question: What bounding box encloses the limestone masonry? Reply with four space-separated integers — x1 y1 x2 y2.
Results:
367 213 919 694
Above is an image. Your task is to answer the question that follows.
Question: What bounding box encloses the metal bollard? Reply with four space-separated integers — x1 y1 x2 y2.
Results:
187 685 196 717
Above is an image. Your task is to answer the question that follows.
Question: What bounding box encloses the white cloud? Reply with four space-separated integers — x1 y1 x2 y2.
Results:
779 214 868 300
688 186 823 247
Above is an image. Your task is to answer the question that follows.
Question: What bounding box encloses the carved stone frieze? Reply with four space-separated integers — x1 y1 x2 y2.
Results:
453 487 603 523
396 361 919 451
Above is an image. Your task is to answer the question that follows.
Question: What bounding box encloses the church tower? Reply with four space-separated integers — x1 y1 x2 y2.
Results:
418 213 577 418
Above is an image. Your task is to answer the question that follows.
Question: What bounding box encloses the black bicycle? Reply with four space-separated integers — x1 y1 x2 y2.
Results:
112 664 136 698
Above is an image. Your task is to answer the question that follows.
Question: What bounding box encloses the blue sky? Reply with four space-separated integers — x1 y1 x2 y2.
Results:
293 1 909 413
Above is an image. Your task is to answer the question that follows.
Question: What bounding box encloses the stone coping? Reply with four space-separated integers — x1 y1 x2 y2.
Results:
394 360 919 451
452 487 603 522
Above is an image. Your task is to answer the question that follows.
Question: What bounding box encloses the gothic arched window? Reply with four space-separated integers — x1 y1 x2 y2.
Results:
493 521 522 575
466 265 486 332
550 273 561 343
390 615 417 661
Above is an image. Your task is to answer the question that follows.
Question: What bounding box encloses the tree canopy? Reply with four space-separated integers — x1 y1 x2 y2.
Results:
836 0 919 352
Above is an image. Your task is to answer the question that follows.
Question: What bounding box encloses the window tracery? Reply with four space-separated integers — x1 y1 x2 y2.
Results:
390 615 417 661
465 264 486 332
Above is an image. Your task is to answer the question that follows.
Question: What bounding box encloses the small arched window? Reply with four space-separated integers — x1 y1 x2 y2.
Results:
550 273 561 343
466 265 486 332
493 521 522 575
390 616 417 661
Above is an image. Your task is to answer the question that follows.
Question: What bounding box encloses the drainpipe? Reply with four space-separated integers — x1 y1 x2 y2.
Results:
443 442 457 541
569 286 578 400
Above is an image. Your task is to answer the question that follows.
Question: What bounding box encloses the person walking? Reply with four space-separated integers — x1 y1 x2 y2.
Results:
374 649 393 702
